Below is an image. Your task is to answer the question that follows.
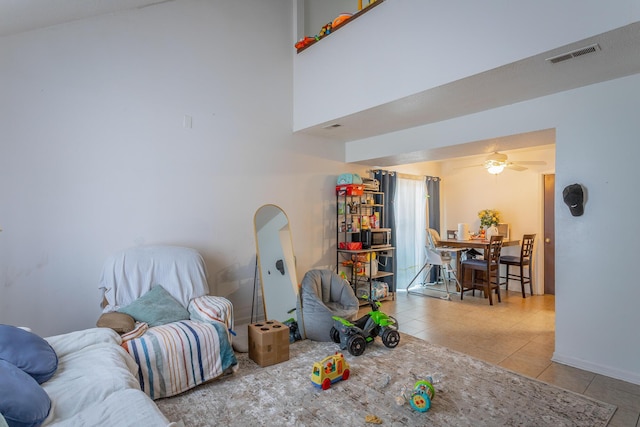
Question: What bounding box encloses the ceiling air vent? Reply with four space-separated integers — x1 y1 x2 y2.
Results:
546 43 601 64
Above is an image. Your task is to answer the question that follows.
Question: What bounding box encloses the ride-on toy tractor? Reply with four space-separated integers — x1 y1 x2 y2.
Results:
330 298 400 356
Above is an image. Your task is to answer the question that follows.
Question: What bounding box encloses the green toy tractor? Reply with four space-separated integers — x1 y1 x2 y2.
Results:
330 298 400 356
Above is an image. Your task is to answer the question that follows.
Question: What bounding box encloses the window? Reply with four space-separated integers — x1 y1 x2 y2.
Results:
394 176 427 288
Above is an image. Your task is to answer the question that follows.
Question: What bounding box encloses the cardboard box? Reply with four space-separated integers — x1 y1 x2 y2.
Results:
248 321 290 367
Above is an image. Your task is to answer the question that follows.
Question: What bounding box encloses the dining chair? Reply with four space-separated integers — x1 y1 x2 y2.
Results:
460 235 504 305
500 234 536 298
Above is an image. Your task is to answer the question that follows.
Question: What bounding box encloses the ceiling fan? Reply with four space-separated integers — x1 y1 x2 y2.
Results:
476 152 546 174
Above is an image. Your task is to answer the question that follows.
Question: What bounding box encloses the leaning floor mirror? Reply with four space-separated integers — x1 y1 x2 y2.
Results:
253 204 301 328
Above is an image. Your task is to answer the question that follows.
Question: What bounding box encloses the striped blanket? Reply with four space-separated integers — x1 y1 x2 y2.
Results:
121 296 237 400
122 320 236 400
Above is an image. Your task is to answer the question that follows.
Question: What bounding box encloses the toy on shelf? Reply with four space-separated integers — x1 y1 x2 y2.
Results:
295 13 354 50
294 36 316 50
318 22 332 38
332 13 352 28
311 352 351 390
395 375 440 412
330 297 399 356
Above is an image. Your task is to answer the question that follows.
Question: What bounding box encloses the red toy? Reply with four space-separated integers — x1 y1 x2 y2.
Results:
295 36 316 50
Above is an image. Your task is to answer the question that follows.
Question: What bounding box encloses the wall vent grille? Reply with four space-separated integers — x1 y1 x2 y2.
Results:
546 43 600 64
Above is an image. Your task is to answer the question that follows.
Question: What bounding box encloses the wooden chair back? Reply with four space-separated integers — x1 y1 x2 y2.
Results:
521 234 536 260
487 235 504 271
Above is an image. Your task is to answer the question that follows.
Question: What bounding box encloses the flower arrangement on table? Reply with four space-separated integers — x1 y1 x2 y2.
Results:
478 209 500 229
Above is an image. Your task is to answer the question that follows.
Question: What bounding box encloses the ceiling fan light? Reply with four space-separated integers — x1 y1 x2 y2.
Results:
487 164 505 174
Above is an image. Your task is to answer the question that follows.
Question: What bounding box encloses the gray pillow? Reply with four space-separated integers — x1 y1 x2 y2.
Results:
118 285 190 327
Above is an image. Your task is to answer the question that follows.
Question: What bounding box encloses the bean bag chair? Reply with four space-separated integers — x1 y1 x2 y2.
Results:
296 269 359 341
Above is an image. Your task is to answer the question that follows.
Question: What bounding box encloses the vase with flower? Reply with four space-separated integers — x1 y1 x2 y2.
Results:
478 209 500 240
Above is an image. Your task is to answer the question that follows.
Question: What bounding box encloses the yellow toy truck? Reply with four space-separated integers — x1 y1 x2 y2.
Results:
311 352 350 390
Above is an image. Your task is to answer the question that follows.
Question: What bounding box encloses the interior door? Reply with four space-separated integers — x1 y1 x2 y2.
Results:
543 174 555 294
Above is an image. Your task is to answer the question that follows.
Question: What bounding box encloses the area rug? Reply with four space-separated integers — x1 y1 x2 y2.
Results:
156 334 616 426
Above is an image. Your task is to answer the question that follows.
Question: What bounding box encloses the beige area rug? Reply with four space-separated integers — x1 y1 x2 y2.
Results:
156 334 616 426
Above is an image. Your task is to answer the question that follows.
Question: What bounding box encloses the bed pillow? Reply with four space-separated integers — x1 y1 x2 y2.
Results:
0 359 51 427
118 285 190 327
0 325 58 384
96 312 135 333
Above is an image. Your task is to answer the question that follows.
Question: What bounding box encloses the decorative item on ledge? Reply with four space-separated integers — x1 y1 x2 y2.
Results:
295 0 386 53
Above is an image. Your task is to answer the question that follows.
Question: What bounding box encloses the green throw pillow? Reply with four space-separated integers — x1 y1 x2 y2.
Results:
118 285 190 327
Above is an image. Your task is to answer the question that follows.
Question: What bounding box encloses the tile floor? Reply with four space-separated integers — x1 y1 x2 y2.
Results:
366 288 640 426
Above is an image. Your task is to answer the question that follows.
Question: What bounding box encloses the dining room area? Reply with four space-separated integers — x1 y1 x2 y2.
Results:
391 140 556 305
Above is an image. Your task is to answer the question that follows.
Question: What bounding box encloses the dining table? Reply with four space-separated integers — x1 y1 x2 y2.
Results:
436 238 520 287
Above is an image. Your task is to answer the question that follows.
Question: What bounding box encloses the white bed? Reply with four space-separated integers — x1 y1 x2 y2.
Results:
41 328 177 426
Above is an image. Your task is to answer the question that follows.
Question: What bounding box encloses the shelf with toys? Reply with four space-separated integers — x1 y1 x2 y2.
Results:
295 0 386 53
335 176 395 303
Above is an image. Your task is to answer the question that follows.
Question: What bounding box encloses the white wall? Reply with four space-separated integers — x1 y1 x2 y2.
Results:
0 0 356 336
294 0 639 131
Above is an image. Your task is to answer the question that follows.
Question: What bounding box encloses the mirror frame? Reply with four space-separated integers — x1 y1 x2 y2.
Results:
253 204 299 323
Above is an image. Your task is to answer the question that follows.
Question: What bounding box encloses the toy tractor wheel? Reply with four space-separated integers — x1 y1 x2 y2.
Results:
322 378 332 390
330 326 340 343
342 369 350 380
382 329 400 348
347 335 366 356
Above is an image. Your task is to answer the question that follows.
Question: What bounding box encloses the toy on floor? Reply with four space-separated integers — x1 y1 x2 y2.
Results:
283 318 302 343
395 375 437 412
311 352 351 390
330 297 399 356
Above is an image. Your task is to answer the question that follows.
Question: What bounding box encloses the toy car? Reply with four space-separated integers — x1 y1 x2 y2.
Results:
311 352 350 390
330 298 400 356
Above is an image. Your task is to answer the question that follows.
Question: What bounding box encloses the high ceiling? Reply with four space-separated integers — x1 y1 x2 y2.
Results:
2 2 638 167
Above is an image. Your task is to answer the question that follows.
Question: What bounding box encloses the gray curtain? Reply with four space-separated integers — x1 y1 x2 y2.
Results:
373 170 397 292
426 176 441 282
426 176 441 234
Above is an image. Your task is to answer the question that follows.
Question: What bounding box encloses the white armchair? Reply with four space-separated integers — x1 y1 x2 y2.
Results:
98 245 237 399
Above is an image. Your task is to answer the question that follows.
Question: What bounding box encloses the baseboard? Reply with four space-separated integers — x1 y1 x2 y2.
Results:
552 351 640 386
